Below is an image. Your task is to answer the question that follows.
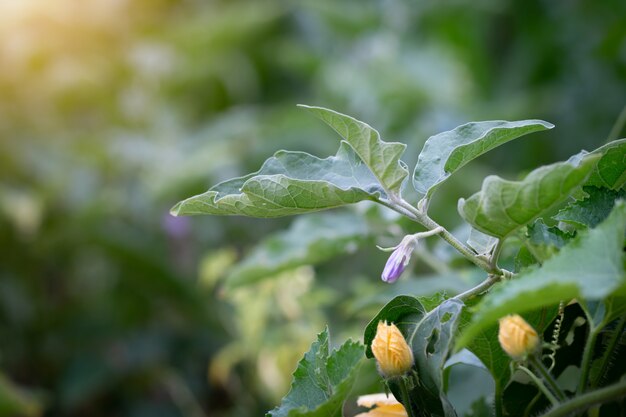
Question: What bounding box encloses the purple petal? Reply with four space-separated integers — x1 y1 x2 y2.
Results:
381 251 407 283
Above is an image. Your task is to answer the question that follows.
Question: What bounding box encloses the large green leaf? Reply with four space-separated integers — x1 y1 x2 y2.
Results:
458 154 600 238
413 120 553 199
553 186 626 229
364 296 464 417
457 201 626 348
267 327 364 417
586 139 626 190
299 105 409 195
225 211 369 288
171 142 383 217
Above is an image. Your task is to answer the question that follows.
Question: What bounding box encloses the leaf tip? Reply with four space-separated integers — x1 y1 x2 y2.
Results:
169 201 182 217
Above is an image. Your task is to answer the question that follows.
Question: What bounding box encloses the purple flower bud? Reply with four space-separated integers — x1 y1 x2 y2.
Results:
381 236 417 283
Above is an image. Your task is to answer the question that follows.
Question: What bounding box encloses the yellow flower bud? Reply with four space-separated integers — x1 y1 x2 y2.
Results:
355 393 407 417
498 314 540 359
371 321 414 377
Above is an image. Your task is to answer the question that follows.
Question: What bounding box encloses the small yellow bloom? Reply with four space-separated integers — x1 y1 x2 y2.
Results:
371 321 414 377
355 393 407 417
498 314 540 359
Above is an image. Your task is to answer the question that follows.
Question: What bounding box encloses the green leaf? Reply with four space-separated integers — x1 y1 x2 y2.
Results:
526 220 571 249
586 139 626 190
299 105 409 195
171 142 383 218
364 295 426 359
553 186 626 229
458 154 600 238
364 296 464 417
413 120 553 199
267 327 364 417
457 200 626 348
225 211 369 288
521 219 574 263
409 299 464 417
459 302 557 403
514 246 536 272
467 228 498 255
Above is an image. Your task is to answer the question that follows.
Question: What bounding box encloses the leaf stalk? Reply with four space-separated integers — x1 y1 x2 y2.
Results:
518 365 560 406
538 379 626 417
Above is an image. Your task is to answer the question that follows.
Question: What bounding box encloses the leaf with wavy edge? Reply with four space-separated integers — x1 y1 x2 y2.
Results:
413 120 554 199
171 142 384 217
299 105 409 195
458 154 600 238
586 138 626 190
457 201 626 349
266 327 364 417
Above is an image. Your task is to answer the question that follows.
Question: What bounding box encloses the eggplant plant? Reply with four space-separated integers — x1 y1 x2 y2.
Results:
172 106 626 417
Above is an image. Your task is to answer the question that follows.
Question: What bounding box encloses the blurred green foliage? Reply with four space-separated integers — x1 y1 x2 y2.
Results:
0 0 625 416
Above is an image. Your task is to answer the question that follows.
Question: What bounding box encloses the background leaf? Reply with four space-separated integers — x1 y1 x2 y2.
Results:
458 200 626 348
266 327 364 417
224 211 369 288
520 219 574 264
553 186 626 229
171 143 383 217
458 154 600 238
412 120 553 199
299 105 409 195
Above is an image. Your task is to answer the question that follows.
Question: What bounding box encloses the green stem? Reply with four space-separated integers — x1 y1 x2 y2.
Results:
518 365 560 406
578 322 600 395
591 313 626 389
414 247 451 274
538 379 626 417
524 392 543 417
530 356 566 402
390 198 502 275
495 382 504 417
453 274 501 302
398 377 418 417
490 238 505 270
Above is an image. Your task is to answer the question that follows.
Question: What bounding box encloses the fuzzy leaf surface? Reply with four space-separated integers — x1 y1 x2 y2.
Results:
171 142 383 218
458 154 600 238
521 219 574 263
586 139 626 189
267 327 364 417
300 105 409 194
458 201 626 348
554 186 626 229
225 211 369 288
413 120 553 199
